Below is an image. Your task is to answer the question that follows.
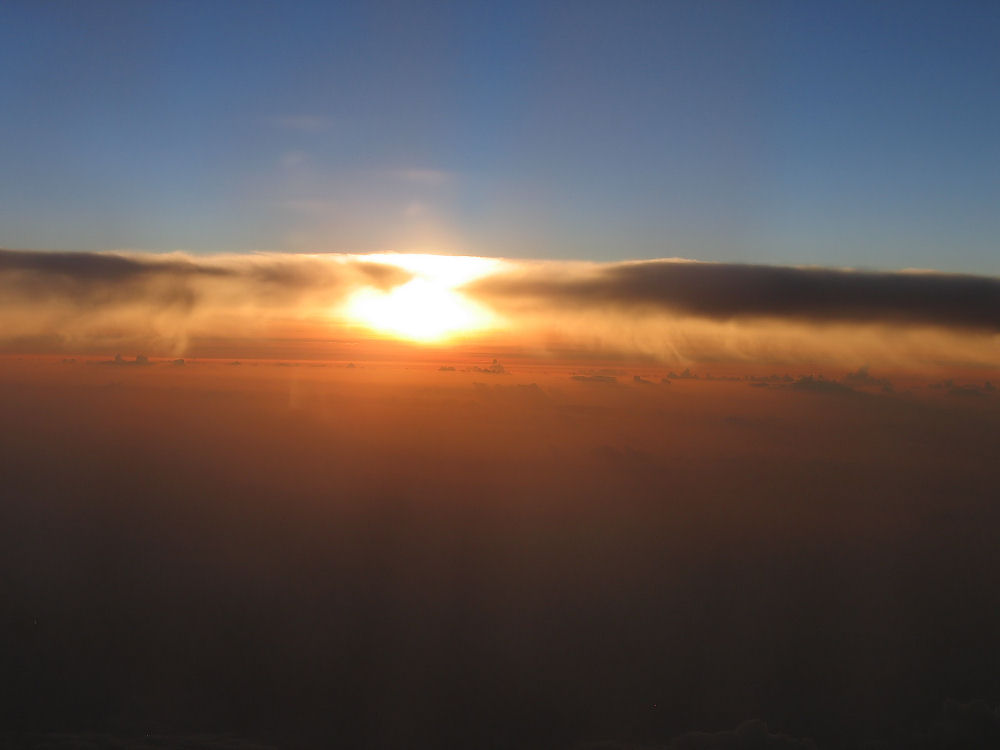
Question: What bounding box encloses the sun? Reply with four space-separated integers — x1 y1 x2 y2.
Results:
343 254 499 342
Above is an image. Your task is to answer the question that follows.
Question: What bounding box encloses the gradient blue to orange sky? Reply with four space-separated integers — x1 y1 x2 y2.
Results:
3 0 998 272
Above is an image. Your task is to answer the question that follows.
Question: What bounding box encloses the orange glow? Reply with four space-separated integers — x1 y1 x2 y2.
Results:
342 253 500 342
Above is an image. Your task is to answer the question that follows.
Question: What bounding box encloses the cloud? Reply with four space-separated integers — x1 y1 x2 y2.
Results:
926 378 998 398
470 259 1000 332
667 368 699 380
279 150 309 169
0 249 412 354
460 259 1000 367
392 168 453 187
0 248 407 302
266 114 332 133
6 250 1000 366
841 365 893 391
472 359 507 374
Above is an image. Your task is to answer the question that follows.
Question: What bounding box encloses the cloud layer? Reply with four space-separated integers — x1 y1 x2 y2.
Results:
0 248 410 354
0 248 408 306
470 259 1000 331
3 249 999 366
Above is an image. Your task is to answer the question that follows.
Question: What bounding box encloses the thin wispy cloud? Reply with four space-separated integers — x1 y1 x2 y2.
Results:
391 168 454 187
266 115 333 133
279 150 310 169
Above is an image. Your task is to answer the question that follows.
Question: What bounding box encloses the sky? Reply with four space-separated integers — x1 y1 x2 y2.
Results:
2 0 999 273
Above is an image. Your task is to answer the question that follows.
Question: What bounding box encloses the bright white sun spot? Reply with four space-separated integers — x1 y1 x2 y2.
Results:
343 254 500 342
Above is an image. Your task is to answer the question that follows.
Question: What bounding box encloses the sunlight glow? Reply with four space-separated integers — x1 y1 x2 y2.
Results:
343 254 500 342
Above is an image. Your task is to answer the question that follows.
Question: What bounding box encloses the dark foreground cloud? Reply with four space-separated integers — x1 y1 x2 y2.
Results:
0 248 409 309
470 260 1000 332
0 248 412 354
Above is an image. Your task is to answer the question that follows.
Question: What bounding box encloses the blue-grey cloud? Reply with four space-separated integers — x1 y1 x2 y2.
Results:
0 248 409 308
0 248 413 354
470 260 1000 332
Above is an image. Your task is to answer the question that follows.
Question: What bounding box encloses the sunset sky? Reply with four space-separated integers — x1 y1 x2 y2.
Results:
3 1 999 272
3 3 1000 750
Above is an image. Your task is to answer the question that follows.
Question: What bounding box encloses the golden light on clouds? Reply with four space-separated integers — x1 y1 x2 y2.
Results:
1 248 997 367
341 253 501 342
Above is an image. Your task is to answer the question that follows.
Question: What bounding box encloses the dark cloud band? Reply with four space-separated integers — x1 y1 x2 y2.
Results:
470 260 1000 331
0 248 411 309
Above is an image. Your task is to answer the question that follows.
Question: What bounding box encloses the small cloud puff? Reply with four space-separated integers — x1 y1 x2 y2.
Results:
472 359 507 374
842 365 893 391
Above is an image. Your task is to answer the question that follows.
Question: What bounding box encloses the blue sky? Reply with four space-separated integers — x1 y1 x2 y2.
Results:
2 0 998 272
